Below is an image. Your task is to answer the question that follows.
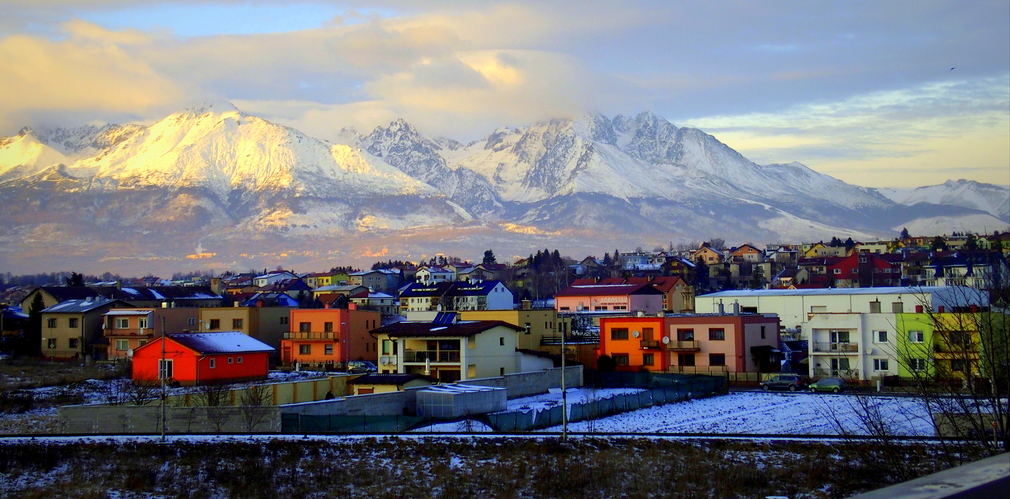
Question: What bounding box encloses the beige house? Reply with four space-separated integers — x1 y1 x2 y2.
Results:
371 320 524 382
41 298 130 360
198 306 292 353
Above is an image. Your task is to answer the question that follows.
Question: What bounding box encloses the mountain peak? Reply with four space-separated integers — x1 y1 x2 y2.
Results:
177 100 241 118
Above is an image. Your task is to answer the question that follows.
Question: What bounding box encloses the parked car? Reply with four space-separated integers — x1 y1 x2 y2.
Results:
759 374 806 391
346 360 377 374
809 377 847 393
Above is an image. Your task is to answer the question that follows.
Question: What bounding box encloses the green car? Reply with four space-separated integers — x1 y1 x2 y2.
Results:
809 377 846 393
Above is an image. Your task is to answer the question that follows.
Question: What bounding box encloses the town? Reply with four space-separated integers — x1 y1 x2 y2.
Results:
1 230 1007 497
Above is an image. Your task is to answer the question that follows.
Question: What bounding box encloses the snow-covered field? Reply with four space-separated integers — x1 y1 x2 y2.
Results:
542 391 935 436
415 389 936 436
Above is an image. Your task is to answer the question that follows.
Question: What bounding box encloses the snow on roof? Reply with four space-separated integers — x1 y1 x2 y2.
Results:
421 384 504 394
103 310 152 316
166 332 274 354
701 286 948 298
42 298 123 313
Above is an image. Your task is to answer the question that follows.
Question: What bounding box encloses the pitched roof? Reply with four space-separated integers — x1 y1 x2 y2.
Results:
373 320 522 338
42 298 129 313
33 285 221 303
151 332 274 354
347 373 437 385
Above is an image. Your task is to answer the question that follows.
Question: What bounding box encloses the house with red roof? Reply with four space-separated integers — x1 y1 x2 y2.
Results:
131 332 273 386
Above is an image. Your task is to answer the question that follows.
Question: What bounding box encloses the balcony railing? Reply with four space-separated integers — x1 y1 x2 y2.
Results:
812 342 859 353
640 339 660 349
283 331 337 340
403 350 461 363
540 334 600 346
813 367 860 379
667 365 728 374
104 328 155 338
665 340 700 351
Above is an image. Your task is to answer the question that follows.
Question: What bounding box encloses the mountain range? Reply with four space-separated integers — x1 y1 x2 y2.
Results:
0 102 1006 275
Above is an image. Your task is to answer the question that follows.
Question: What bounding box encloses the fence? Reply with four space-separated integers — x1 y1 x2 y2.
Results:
282 371 724 433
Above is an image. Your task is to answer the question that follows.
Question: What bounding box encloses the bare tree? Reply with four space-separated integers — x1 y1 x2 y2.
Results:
238 383 274 432
899 282 1009 464
127 377 162 406
196 383 233 432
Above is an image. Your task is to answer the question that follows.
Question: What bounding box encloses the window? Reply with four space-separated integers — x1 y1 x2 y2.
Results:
138 318 148 329
324 322 333 332
68 318 79 328
708 328 725 341
47 338 56 349
382 340 392 355
875 331 888 343
299 344 311 355
873 359 889 371
760 326 766 339
209 358 216 369
237 356 242 364
892 302 904 313
949 331 972 347
138 340 147 346
613 354 630 366
68 338 78 349
833 268 841 274
227 357 234 364
869 301 881 313
830 330 850 343
642 328 654 341
709 353 726 366
187 318 197 326
950 359 968 372
908 330 924 343
279 317 289 325
324 344 333 355
643 353 655 366
232 318 243 329
611 328 629 340
851 268 858 274
678 353 695 367
909 358 926 371
158 359 173 379
524 322 531 334
499 337 505 346
208 319 220 330
116 339 129 351
810 306 827 313
299 322 311 333
677 329 695 341
594 306 608 311
500 367 506 376
116 318 128 329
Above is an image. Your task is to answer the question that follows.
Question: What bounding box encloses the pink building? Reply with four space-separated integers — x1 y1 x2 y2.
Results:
554 283 664 315
599 313 781 374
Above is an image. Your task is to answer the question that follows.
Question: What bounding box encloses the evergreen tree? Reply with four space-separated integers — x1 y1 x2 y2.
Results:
482 249 497 266
930 236 948 251
64 272 85 287
900 227 910 239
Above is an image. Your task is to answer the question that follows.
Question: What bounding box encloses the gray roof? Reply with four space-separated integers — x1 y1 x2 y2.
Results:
42 298 126 314
701 286 949 298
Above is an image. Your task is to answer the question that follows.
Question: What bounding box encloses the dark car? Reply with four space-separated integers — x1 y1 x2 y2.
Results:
759 374 806 391
346 360 378 374
809 377 847 393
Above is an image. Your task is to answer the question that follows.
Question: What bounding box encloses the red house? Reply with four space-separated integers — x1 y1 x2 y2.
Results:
132 332 273 386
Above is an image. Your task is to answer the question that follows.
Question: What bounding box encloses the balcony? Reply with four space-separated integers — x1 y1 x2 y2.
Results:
283 331 337 340
640 339 660 349
813 367 860 379
403 350 461 363
665 340 700 351
667 365 728 374
812 342 859 353
104 328 155 338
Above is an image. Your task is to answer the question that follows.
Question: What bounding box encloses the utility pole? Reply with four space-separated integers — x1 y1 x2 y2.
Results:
561 326 568 441
160 317 167 443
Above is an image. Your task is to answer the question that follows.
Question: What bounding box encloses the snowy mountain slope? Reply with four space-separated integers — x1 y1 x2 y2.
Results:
876 179 1009 222
353 119 503 217
35 123 146 157
0 128 70 182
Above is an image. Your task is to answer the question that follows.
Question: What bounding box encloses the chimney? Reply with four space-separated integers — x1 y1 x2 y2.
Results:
718 300 725 315
256 300 264 308
732 301 740 315
348 302 357 311
521 299 531 310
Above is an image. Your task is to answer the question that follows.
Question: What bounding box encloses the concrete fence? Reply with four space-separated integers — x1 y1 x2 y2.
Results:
59 405 281 434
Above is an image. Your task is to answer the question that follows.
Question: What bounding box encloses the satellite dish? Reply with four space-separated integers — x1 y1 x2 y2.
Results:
127 349 134 358
662 336 670 344
632 330 640 338
379 356 388 365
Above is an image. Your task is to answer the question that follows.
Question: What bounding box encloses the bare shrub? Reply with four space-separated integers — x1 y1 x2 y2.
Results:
238 384 273 432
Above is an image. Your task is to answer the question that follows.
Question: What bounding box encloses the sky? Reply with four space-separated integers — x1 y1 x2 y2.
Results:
0 0 1007 188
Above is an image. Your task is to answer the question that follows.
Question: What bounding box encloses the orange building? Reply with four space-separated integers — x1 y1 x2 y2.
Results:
599 313 780 374
280 306 381 369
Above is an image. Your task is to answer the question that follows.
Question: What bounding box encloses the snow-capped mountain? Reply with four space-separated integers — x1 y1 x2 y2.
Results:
0 104 1005 274
876 179 1009 222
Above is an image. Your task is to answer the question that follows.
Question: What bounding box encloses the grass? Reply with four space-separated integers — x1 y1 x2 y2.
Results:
0 437 949 498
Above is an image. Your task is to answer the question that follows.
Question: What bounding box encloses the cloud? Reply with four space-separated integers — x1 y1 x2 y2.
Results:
0 20 190 132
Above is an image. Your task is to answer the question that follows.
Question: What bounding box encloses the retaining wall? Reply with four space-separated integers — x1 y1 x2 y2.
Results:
59 405 281 434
